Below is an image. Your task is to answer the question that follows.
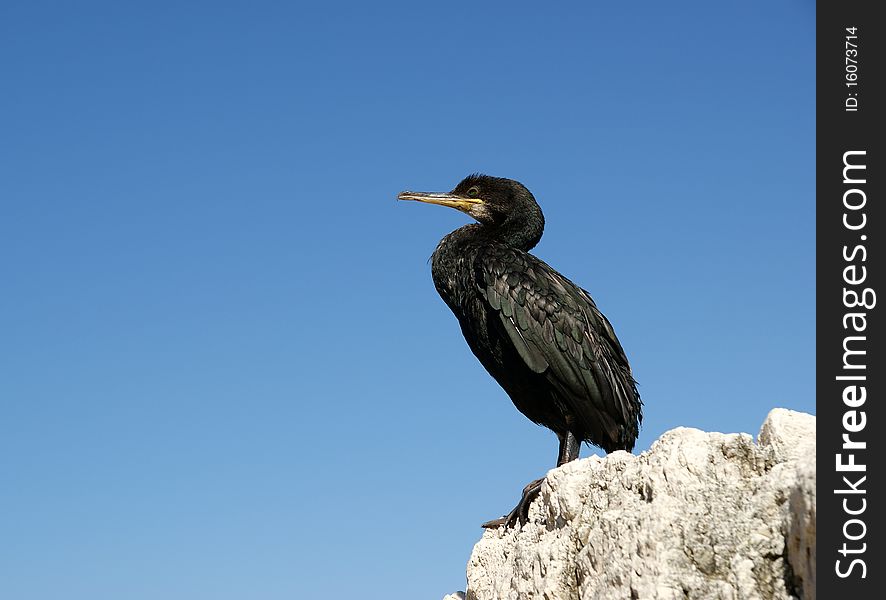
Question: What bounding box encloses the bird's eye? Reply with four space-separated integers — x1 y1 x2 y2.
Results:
466 186 480 198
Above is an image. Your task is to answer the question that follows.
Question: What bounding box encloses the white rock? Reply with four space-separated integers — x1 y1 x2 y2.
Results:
461 408 815 600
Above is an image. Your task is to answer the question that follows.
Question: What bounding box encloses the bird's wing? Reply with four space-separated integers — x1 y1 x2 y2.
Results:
476 246 641 450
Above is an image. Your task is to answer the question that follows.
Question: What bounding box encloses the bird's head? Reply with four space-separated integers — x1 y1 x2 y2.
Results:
398 174 542 229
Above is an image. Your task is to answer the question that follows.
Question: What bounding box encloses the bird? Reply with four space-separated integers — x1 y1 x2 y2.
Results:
398 174 642 529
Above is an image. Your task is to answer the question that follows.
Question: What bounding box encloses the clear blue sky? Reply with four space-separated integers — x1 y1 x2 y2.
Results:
1 2 814 598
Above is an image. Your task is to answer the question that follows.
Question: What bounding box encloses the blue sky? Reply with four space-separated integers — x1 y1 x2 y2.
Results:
1 2 814 598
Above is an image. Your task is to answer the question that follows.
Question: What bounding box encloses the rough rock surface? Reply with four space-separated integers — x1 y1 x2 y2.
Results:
445 409 815 600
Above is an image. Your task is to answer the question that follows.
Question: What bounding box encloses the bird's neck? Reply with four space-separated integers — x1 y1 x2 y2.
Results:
437 214 545 255
485 210 545 251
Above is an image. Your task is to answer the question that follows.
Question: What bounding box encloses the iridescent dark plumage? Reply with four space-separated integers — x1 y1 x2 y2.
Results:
399 174 642 528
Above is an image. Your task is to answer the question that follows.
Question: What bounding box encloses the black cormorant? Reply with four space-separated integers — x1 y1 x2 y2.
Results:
399 174 642 528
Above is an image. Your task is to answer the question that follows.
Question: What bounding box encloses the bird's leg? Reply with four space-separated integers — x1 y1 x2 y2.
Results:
557 430 581 466
481 431 581 529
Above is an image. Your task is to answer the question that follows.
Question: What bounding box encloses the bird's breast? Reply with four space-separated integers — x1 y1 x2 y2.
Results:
429 232 479 307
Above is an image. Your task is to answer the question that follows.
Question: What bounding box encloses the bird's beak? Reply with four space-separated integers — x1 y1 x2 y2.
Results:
397 191 484 213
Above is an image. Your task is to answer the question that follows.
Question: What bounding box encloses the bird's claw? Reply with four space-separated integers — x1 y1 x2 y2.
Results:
481 478 545 530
